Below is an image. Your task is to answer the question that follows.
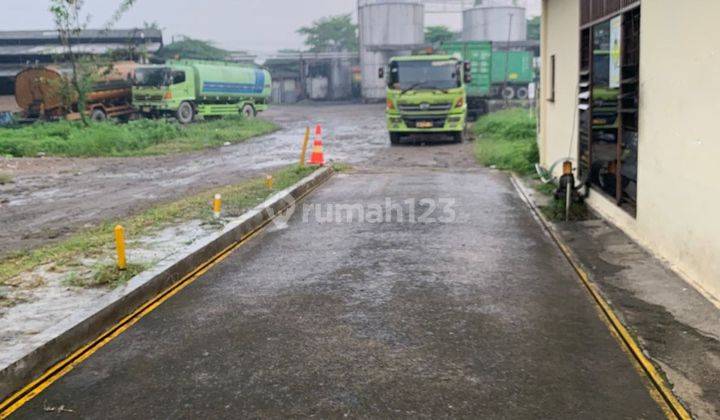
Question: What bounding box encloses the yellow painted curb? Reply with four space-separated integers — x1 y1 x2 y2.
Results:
510 175 691 420
0 168 333 419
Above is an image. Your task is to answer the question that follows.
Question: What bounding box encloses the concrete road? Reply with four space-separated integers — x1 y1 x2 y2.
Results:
11 159 665 417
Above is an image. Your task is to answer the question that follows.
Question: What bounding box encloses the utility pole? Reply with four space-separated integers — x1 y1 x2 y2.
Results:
502 13 514 107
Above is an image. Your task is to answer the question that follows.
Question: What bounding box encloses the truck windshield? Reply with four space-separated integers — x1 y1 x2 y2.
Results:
389 60 460 91
135 67 171 87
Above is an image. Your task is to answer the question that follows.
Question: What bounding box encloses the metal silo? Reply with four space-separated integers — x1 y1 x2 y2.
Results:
358 0 425 100
463 0 527 43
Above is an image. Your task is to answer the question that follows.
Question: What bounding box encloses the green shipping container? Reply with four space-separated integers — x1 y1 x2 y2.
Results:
490 51 534 85
440 41 493 97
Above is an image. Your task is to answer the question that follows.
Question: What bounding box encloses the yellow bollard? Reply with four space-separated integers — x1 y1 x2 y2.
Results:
213 194 222 219
265 175 274 190
299 126 310 167
114 225 127 270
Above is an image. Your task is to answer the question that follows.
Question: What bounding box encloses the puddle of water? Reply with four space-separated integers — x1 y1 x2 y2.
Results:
0 218 218 366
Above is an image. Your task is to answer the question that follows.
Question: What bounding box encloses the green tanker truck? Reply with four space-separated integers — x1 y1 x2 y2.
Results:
133 60 271 123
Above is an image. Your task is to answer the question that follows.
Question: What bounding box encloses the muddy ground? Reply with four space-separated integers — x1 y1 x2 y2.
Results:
0 104 415 257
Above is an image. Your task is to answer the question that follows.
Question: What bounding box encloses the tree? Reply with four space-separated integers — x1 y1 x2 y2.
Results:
156 37 230 61
49 0 137 125
298 14 358 52
425 26 456 45
527 16 540 41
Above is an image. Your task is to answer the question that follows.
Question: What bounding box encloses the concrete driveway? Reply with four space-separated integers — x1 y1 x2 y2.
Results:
11 150 665 417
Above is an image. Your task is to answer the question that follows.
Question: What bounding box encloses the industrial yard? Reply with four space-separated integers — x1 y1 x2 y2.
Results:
2 1 720 419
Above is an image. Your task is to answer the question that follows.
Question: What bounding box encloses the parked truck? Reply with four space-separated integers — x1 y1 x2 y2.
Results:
133 60 271 123
14 62 136 121
440 41 534 119
381 55 471 145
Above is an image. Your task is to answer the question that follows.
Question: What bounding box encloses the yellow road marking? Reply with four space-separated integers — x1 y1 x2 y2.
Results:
0 173 331 419
510 176 691 420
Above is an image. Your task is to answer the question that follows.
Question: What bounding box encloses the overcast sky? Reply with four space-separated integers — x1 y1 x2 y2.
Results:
1 0 541 54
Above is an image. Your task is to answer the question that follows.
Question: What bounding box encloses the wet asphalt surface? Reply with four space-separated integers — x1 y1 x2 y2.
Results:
11 105 665 418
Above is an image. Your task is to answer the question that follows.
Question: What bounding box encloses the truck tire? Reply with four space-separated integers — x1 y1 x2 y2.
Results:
90 108 107 122
176 102 194 124
241 104 256 118
451 132 463 144
515 86 529 100
501 86 516 100
389 132 401 146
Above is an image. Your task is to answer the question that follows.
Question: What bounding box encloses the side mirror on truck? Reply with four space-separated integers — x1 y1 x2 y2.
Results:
378 67 385 79
463 61 472 84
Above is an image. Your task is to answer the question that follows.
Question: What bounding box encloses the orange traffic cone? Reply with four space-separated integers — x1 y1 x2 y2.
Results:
308 124 325 166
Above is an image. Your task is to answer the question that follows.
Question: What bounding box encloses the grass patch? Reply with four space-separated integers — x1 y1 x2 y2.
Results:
0 116 278 158
0 173 12 185
0 165 316 287
474 108 538 175
534 182 556 197
331 162 353 173
65 263 147 288
540 199 590 222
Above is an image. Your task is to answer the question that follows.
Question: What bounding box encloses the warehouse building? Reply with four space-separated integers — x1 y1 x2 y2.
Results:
264 52 359 103
539 0 720 301
0 29 163 94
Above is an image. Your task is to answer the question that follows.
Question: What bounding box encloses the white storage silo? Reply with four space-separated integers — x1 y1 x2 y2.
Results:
463 0 526 42
358 0 425 100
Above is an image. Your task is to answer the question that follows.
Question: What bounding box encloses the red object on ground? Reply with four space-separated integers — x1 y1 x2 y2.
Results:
309 124 325 166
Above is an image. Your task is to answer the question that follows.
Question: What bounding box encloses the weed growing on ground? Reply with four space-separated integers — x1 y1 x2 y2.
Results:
534 182 557 196
0 116 278 158
474 108 539 175
541 199 590 222
331 162 353 173
0 173 12 184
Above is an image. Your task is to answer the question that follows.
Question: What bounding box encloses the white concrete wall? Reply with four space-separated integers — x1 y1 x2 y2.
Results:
539 0 578 169
541 0 720 303
635 0 720 301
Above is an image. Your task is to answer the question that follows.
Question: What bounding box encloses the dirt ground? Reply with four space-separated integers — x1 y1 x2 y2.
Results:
0 104 400 257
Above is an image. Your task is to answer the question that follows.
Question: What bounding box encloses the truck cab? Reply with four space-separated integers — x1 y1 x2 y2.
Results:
133 65 195 122
381 55 470 145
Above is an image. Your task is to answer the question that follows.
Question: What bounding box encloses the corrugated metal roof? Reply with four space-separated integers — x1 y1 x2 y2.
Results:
0 29 163 43
0 42 163 56
0 64 21 78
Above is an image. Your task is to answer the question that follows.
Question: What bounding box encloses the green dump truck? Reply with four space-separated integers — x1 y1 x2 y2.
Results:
382 55 471 145
133 60 271 123
440 41 534 118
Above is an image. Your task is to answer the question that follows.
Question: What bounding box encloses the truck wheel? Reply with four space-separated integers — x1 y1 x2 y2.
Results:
501 86 516 100
451 132 463 144
176 102 195 124
516 86 529 100
389 132 401 146
90 109 107 122
241 104 256 118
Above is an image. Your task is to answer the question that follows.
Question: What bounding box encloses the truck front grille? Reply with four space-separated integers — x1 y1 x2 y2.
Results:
136 95 164 101
398 102 452 112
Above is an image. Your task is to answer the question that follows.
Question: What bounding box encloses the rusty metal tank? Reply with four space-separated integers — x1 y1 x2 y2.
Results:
14 62 137 118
